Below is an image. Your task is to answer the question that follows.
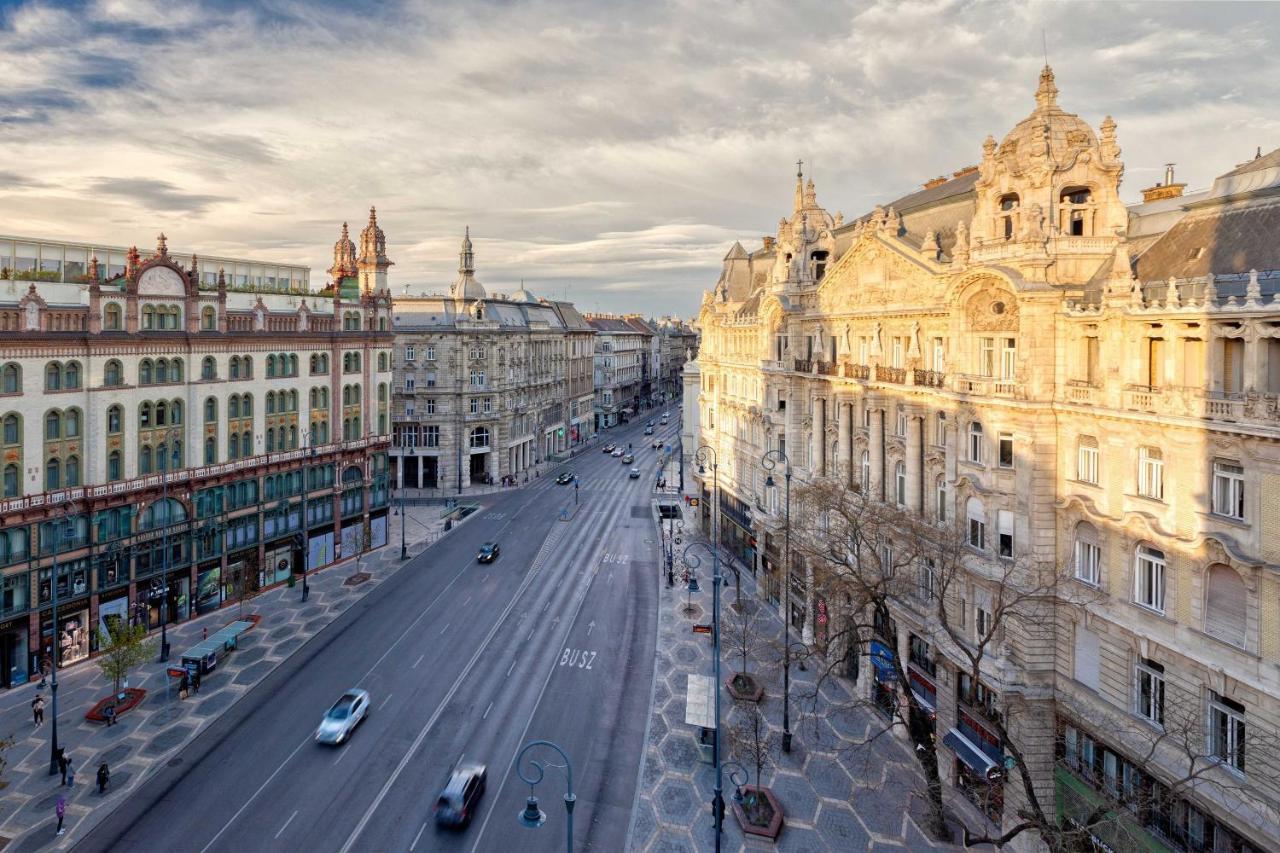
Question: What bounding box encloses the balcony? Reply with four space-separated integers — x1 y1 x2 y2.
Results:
793 359 813 373
913 369 945 388
1063 381 1099 405
1123 385 1162 413
876 365 906 384
842 363 870 380
816 361 837 376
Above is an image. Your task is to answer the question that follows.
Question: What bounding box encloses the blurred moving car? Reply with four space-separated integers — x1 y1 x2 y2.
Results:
435 762 488 829
644 426 654 435
622 453 634 464
556 471 575 485
603 443 616 453
629 467 641 479
477 542 501 563
315 689 370 745
612 448 625 457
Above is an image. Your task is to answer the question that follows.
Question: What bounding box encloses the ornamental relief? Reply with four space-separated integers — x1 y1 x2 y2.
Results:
965 288 1020 331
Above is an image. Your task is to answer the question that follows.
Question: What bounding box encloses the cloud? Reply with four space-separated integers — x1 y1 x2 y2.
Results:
0 0 1273 317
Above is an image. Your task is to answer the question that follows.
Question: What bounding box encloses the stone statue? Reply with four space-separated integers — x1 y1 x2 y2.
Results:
843 322 852 354
870 320 883 356
908 320 921 359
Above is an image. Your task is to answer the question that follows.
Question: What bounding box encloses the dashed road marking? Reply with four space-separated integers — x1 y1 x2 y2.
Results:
412 654 425 669
483 701 494 720
410 822 427 852
275 810 298 839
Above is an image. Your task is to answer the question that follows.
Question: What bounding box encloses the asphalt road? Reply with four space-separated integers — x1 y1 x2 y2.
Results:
76 413 681 853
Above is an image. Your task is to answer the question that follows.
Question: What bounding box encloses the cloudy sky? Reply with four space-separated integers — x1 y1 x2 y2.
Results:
0 0 1275 316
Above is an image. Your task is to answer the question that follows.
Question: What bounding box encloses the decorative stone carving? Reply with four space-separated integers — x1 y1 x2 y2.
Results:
965 288 1019 331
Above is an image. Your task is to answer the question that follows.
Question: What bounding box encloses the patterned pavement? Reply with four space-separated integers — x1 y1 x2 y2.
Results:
627 504 962 853
0 503 467 851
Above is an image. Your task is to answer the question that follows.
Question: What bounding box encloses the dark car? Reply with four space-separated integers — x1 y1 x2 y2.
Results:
603 443 616 454
477 542 500 563
556 471 575 485
644 426 654 435
435 762 487 829
622 453 634 464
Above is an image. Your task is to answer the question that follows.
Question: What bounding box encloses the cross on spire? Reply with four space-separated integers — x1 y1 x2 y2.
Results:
796 158 803 178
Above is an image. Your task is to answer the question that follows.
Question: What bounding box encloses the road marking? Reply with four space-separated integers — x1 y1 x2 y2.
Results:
199 738 309 853
463 594 472 606
506 659 517 678
333 747 349 766
378 693 393 710
439 622 450 635
483 701 494 720
525 626 535 641
410 822 427 852
558 648 598 670
413 654 425 669
542 599 551 613
275 810 298 839
586 619 596 636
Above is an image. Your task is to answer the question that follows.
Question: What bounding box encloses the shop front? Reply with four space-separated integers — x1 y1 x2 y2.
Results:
196 561 222 614
369 514 388 550
717 493 755 570
223 551 258 606
341 521 367 563
308 528 335 572
0 615 29 688
144 571 190 626
39 603 91 671
870 639 898 719
97 594 130 637
262 542 296 588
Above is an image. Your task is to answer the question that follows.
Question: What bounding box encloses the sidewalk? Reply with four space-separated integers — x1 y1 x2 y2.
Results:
627 503 962 853
0 507 467 851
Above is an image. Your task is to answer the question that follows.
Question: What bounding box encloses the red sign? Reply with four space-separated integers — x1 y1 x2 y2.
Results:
817 599 828 625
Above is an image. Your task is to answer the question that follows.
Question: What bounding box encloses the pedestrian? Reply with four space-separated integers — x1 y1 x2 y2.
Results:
193 670 201 694
32 694 44 726
55 795 66 836
103 703 116 727
57 750 68 785
178 673 189 700
97 762 109 794
202 626 208 641
65 758 75 789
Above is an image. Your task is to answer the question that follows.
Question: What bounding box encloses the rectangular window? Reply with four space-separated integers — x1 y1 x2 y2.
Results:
1135 658 1165 726
934 412 946 446
969 425 984 464
1134 546 1166 613
932 337 945 372
1084 335 1100 384
425 398 436 414
892 337 904 368
1000 338 1016 380
425 425 439 447
1138 447 1164 500
968 517 986 550
1208 692 1246 772
469 398 479 414
405 376 415 391
1077 436 1099 484
1074 624 1100 690
979 337 995 377
483 397 493 413
997 432 1014 469
425 345 436 360
405 345 415 361
1075 539 1101 585
917 559 935 601
1211 460 1245 520
997 510 1014 559
975 605 991 639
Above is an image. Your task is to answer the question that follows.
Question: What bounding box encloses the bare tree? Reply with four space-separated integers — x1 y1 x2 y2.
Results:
730 704 776 825
722 595 768 699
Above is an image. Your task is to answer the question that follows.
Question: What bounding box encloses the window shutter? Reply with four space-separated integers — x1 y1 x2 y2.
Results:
1205 565 1247 647
1074 624 1100 690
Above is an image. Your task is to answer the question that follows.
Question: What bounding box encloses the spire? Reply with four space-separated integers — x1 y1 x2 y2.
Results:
459 226 475 274
329 220 358 281
793 159 804 213
156 232 168 258
1035 64 1058 109
451 227 485 301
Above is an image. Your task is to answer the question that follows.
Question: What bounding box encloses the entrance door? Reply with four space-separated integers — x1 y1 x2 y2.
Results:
470 452 488 483
422 457 439 488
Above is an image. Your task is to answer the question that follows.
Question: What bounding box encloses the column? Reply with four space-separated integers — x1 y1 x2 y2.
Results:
836 399 852 488
868 399 884 501
811 396 826 477
905 409 923 514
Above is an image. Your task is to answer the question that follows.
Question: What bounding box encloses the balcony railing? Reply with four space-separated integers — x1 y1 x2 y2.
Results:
1123 385 1162 413
816 361 837 376
1064 382 1099 405
793 359 813 373
876 366 906 384
913 369 945 388
843 363 870 380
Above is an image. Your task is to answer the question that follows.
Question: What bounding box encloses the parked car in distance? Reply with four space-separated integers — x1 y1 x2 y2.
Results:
556 471 575 484
315 689 370 745
435 762 487 829
477 542 500 563
629 467 641 479
622 454 634 464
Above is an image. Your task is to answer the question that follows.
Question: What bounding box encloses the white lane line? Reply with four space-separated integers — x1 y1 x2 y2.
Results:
542 599 551 613
463 594 472 606
506 659 517 678
333 747 349 766
483 701 494 720
525 626 535 641
439 622 450 635
199 737 309 853
410 822 427 852
412 653 425 669
378 692 393 710
275 810 298 840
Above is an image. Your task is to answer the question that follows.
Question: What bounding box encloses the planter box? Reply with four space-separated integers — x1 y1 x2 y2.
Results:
85 687 146 722
732 785 784 841
726 672 764 702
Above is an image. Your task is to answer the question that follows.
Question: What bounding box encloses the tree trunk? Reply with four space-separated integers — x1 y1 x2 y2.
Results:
907 702 948 839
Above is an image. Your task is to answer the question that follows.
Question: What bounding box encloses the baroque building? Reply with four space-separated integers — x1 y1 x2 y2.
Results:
390 230 596 491
0 212 394 688
691 66 1277 852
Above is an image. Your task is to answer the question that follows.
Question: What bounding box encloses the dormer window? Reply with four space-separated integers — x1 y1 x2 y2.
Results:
1060 186 1093 236
811 250 829 280
999 193 1020 211
998 193 1020 241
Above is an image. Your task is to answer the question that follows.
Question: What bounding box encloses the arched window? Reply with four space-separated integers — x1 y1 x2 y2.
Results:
172 358 183 382
142 305 156 329
139 402 152 428
242 394 253 417
45 458 60 490
266 392 276 415
139 498 186 530
45 362 61 391
378 352 388 371
966 497 986 550
64 361 80 389
1205 564 1247 647
171 400 183 425
204 398 217 423
139 359 153 385
229 356 241 379
3 462 18 496
64 408 80 438
309 388 318 409
3 413 20 445
45 410 61 440
288 354 298 376
470 427 490 449
104 359 123 387
155 401 168 427
107 450 122 482
202 356 216 380
895 461 906 505
204 436 216 464
229 395 240 419
310 354 319 373
228 433 239 459
156 442 168 471
65 455 80 487
104 303 122 330
343 465 363 485
201 306 216 330
241 430 252 453
242 356 252 378
156 358 169 384
1 362 19 393
968 422 984 464
265 427 276 452
935 474 948 522
288 390 298 411
107 405 122 434
1073 522 1100 585
999 192 1019 240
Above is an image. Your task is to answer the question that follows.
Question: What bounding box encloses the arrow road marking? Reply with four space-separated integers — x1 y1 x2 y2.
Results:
586 620 595 636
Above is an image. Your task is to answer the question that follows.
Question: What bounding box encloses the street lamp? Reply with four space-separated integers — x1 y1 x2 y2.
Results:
45 515 77 776
515 739 576 853
398 443 415 560
156 427 182 663
694 443 730 853
298 435 318 600
762 448 796 752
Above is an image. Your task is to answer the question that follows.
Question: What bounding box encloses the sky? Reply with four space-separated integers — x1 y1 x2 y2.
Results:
0 0 1275 317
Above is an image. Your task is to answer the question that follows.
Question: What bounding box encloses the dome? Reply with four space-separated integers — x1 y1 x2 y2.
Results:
510 282 536 303
994 66 1098 172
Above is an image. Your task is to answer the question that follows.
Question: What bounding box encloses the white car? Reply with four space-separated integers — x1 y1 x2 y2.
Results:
612 448 625 457
316 688 370 745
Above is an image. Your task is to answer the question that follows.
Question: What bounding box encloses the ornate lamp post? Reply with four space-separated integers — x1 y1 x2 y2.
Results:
695 444 731 852
45 515 76 776
516 739 576 853
397 443 415 560
762 448 796 752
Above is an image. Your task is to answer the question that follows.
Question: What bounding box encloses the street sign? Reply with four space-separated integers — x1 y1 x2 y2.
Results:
693 624 712 634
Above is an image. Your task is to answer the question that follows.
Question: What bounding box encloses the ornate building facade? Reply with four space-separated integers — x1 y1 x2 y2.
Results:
390 230 596 490
0 212 394 688
691 67 1278 852
586 313 650 428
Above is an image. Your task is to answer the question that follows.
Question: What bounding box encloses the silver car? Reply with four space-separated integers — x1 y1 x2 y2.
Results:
316 688 370 745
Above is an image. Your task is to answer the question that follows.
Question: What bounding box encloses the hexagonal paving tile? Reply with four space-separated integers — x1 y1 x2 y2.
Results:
806 757 853 801
654 777 697 823
815 802 870 848
766 771 819 824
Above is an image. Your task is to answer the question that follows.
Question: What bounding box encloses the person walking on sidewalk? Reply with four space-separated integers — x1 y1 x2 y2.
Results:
32 694 45 726
57 750 69 785
103 703 116 727
55 796 66 836
192 670 201 694
97 762 110 794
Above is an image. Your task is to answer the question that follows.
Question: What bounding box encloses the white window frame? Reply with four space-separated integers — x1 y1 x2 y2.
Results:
483 396 493 414
1134 659 1165 726
425 345 436 360
997 432 1014 469
935 476 948 522
1208 692 1246 773
1077 436 1099 484
1138 447 1164 500
934 411 946 446
931 337 945 372
1211 460 1245 520
1000 338 1017 380
405 376 415 391
860 451 870 493
894 461 906 505
469 398 479 414
968 422 984 464
1134 545 1166 613
405 345 415 361
425 398 436 414
979 337 995 377
917 559 936 601
1074 538 1101 586
997 510 1014 559
968 516 986 551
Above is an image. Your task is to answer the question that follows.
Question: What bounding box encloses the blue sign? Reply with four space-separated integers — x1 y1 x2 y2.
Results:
870 640 896 683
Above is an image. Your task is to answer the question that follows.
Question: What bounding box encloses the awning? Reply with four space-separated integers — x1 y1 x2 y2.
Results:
870 640 896 683
943 728 997 774
684 673 716 730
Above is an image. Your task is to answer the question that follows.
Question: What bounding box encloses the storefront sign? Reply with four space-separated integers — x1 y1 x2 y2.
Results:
871 640 897 683
98 596 130 637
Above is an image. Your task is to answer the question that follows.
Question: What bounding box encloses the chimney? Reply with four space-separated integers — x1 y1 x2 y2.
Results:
762 236 775 251
922 176 948 190
1141 164 1186 203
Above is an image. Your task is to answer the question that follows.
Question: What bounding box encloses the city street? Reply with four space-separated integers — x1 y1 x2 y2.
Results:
76 414 679 853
